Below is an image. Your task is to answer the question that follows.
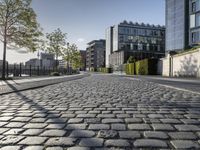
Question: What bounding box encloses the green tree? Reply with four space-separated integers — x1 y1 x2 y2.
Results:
0 0 42 79
127 56 136 63
46 28 67 70
62 43 82 72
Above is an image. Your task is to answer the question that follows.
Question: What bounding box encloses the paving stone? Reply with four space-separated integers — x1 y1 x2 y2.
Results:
0 117 13 121
68 118 83 123
79 138 104 147
171 140 200 149
89 124 110 130
0 146 21 150
45 137 76 146
46 124 65 129
0 128 9 134
19 137 47 145
119 131 141 139
102 119 124 123
97 130 118 138
70 130 95 138
46 147 63 150
0 136 24 145
148 114 164 119
4 128 25 135
46 118 67 123
168 132 197 140
0 122 8 127
23 146 44 150
128 124 151 130
134 139 168 148
105 140 130 147
181 119 200 124
152 124 175 131
12 117 32 122
4 122 25 128
40 130 66 136
111 124 126 130
144 131 168 139
23 123 47 129
77 114 96 118
175 125 200 131
125 118 143 123
66 124 87 130
84 118 101 123
143 118 161 123
67 147 90 150
160 119 181 124
22 129 44 136
97 114 115 118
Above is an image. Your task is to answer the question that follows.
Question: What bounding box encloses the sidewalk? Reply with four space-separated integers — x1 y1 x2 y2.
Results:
115 74 200 93
0 73 90 95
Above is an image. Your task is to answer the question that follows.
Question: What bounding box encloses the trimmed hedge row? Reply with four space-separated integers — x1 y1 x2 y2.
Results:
98 67 113 73
125 63 135 75
136 59 148 75
125 59 158 75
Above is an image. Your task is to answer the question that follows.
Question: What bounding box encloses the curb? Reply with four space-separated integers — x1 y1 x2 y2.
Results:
0 73 90 95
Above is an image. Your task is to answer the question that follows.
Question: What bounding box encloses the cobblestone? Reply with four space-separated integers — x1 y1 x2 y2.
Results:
171 140 200 149
0 74 200 149
134 139 168 148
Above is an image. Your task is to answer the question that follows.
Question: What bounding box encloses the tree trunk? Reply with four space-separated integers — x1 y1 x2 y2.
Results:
2 29 7 80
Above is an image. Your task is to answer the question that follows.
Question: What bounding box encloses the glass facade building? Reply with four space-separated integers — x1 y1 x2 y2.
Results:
166 0 189 52
189 0 200 45
106 21 165 67
86 40 105 71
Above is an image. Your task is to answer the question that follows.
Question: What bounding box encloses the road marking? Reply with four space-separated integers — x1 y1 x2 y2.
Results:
124 77 141 81
125 77 200 95
157 84 200 95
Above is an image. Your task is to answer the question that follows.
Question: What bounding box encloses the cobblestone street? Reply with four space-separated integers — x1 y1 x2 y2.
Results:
0 74 200 149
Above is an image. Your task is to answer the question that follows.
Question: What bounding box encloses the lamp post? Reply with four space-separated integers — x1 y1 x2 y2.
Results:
67 42 70 74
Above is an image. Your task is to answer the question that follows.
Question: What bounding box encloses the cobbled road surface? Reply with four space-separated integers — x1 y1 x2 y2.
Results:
0 74 200 150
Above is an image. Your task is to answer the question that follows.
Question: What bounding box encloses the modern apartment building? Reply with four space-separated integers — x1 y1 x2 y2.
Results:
86 39 105 71
165 0 189 52
189 0 200 46
80 50 86 71
106 21 165 67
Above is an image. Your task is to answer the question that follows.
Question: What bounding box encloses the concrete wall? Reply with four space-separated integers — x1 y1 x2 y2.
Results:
161 49 200 77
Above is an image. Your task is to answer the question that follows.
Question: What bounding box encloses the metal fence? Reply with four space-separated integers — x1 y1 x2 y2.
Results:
0 63 72 78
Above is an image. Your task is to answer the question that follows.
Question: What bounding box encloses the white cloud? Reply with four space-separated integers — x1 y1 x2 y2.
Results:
77 38 85 43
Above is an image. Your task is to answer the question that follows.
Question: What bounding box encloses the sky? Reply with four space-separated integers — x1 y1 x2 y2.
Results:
0 0 165 64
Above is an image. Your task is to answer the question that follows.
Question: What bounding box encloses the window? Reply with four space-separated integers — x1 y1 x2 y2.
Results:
196 13 200 27
192 2 196 12
191 32 199 43
190 14 195 28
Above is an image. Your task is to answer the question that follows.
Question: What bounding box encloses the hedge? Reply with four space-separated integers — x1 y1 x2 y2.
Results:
125 63 135 75
98 67 113 73
125 59 158 75
136 59 148 75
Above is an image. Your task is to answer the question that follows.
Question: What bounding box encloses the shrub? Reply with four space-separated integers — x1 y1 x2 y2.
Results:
97 67 113 73
125 63 135 75
135 59 158 75
136 59 148 75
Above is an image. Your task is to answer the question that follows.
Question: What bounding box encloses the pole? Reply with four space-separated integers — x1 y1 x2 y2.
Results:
29 65 32 77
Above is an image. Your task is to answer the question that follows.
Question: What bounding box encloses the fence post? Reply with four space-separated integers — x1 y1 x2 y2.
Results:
29 65 32 77
14 64 16 77
19 63 22 77
37 66 39 76
6 62 8 77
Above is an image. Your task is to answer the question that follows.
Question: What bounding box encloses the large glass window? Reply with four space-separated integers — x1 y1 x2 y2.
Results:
196 13 200 27
192 1 196 12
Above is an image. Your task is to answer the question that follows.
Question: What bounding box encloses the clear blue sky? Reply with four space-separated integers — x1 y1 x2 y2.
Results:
0 0 165 63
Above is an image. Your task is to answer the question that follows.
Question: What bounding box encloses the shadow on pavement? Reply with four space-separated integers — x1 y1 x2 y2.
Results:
3 80 100 147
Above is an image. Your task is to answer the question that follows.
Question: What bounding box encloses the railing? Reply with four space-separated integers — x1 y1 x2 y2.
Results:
0 63 74 78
